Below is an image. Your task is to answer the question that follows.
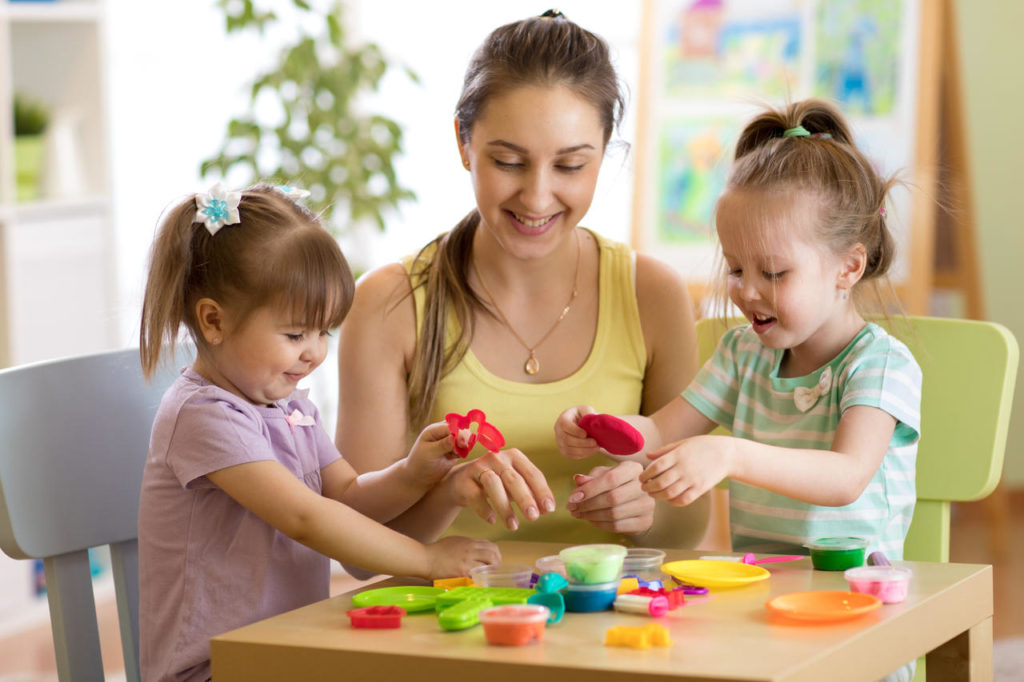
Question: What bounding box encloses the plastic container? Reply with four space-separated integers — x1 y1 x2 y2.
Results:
535 554 567 578
844 566 913 604
470 563 533 588
804 537 868 571
479 604 549 645
559 544 628 584
563 580 619 612
622 548 666 580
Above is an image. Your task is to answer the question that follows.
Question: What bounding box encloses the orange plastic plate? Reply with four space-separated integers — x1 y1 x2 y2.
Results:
766 590 882 622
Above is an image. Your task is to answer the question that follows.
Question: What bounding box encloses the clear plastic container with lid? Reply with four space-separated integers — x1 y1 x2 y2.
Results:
559 543 628 584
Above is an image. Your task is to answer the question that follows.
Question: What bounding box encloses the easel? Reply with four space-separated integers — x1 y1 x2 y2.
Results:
902 0 984 321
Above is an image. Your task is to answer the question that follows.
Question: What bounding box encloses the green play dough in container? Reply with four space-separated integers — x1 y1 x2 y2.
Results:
804 536 868 571
559 543 627 584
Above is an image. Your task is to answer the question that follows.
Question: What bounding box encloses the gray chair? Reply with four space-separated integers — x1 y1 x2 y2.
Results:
0 346 191 682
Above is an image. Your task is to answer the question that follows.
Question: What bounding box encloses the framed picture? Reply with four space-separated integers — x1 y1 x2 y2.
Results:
631 0 946 311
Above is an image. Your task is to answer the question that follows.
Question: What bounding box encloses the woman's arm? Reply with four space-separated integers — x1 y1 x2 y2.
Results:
336 263 418 472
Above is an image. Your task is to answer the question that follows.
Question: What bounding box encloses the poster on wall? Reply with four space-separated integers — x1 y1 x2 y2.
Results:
632 0 921 300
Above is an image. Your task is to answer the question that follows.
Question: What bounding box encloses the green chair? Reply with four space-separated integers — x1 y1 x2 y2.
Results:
694 315 1019 562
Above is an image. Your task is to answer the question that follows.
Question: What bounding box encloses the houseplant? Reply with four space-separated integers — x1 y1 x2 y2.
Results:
13 93 49 202
200 0 416 236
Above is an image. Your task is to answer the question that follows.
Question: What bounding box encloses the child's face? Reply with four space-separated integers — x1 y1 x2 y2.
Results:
458 83 605 260
211 305 330 406
717 189 856 359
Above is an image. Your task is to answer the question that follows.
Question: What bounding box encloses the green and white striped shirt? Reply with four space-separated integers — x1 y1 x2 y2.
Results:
683 323 921 559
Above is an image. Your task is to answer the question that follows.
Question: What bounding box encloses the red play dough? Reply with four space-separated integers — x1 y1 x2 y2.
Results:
578 413 645 455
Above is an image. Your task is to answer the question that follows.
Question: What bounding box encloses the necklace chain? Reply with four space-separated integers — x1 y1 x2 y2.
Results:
471 232 582 375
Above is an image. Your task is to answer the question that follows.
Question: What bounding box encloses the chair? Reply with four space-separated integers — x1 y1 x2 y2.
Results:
0 346 191 682
695 316 1019 562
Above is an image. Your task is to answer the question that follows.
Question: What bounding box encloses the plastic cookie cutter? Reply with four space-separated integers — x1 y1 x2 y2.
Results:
604 623 673 649
578 413 645 455
614 593 670 617
433 576 473 590
629 586 686 610
346 605 406 629
668 578 709 596
444 409 505 458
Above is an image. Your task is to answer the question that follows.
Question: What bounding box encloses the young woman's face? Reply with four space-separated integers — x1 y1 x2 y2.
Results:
716 189 853 355
459 84 605 259
213 305 330 406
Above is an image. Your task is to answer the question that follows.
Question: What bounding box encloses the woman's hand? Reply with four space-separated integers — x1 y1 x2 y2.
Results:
423 536 501 580
444 448 556 531
640 435 732 506
553 405 600 459
565 461 655 535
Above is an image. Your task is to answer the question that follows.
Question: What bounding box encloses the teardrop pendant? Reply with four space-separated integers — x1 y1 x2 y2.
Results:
524 353 540 375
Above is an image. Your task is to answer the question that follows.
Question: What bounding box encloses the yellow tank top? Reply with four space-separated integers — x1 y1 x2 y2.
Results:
404 231 647 544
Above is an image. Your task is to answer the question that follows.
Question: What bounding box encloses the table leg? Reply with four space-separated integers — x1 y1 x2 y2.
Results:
925 616 993 681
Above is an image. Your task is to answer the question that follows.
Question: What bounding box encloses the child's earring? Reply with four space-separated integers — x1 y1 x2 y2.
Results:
840 289 849 301
462 159 470 170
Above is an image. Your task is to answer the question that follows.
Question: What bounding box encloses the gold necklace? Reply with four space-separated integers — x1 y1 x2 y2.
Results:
471 232 581 375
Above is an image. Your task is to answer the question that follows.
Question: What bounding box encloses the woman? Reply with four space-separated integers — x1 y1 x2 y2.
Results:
337 10 709 548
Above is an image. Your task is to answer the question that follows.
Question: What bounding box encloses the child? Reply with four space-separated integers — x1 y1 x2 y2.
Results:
556 98 922 561
137 183 500 682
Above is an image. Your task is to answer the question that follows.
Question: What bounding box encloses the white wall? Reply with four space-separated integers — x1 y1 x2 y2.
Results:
106 0 641 346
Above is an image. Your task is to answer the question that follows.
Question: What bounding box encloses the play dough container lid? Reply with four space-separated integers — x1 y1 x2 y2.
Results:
804 537 868 571
559 544 628 584
844 566 913 603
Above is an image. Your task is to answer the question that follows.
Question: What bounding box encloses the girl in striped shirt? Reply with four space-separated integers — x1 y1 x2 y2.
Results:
556 98 922 561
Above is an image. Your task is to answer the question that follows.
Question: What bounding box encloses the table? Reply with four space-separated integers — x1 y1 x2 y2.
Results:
210 541 992 682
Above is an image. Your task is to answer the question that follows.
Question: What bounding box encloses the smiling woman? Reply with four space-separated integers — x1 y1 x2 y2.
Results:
336 11 711 550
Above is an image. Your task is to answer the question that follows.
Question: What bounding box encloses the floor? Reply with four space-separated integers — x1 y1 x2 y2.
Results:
1 492 1021 681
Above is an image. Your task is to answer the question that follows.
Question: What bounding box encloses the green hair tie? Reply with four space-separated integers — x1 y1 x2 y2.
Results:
783 125 810 138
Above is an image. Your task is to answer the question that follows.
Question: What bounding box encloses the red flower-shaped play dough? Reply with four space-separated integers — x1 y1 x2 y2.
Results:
444 409 506 458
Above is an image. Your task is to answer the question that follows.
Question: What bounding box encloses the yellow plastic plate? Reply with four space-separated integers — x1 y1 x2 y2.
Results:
766 590 882 622
661 559 770 588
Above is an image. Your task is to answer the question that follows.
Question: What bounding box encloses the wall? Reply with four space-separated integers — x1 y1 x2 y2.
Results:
953 0 1024 486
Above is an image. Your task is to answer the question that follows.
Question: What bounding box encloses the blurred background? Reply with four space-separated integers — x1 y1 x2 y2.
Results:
0 0 1021 679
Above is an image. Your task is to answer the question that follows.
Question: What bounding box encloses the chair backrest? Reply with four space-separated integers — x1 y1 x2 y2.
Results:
694 316 1019 562
0 346 191 682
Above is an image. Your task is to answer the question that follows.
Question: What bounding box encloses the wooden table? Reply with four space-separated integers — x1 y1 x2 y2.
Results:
210 541 992 682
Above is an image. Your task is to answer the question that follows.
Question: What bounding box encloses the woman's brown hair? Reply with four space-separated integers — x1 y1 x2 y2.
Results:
406 12 626 428
139 183 354 379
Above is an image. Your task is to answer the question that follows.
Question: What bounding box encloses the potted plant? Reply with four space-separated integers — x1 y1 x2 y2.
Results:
200 0 416 239
13 93 49 202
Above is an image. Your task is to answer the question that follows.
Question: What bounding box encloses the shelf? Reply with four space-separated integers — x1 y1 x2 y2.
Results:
2 2 102 24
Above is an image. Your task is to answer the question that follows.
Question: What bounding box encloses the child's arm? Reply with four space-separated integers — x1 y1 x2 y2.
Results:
554 396 717 462
206 460 500 579
324 421 457 523
642 405 897 507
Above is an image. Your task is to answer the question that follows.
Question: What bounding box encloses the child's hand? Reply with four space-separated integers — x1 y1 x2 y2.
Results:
405 421 462 486
424 536 501 579
554 405 600 459
445 449 556 531
640 435 732 506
